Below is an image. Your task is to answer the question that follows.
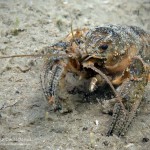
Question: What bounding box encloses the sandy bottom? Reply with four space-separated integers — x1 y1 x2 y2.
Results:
0 0 150 150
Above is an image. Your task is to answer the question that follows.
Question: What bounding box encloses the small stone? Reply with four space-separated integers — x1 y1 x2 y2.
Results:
142 137 149 143
15 90 20 94
82 127 88 131
103 141 109 146
94 120 99 126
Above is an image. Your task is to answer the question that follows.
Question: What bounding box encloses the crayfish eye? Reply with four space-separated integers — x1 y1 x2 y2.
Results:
99 45 108 50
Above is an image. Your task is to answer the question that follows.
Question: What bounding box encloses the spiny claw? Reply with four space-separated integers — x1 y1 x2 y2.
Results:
108 57 149 136
41 61 65 111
